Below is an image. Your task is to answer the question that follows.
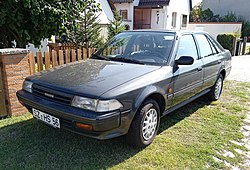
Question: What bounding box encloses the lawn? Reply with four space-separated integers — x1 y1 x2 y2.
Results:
0 80 250 169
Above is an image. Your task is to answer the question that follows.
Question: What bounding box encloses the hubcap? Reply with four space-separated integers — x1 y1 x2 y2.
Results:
214 78 222 99
142 108 158 141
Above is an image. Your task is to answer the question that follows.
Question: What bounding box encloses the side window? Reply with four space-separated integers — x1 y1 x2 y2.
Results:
208 36 223 53
171 12 177 28
181 15 188 28
195 34 213 58
176 34 198 60
207 37 217 54
120 10 128 21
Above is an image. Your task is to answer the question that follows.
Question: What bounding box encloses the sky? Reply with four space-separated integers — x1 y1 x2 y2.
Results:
192 0 202 7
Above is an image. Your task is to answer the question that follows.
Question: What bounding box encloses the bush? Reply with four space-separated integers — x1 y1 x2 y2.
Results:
217 34 235 54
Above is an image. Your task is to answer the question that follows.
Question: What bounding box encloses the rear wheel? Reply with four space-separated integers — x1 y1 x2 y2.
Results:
126 99 160 147
207 74 224 101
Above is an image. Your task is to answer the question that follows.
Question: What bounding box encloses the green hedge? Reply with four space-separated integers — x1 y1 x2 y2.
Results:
217 34 235 54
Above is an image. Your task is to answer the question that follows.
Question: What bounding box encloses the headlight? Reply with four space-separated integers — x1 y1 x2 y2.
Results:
71 96 97 111
71 96 123 112
97 99 123 112
22 81 33 93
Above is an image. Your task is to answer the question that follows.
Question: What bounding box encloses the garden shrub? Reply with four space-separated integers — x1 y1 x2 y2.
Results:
217 34 235 54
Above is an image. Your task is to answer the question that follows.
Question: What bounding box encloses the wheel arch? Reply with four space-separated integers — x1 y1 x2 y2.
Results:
220 69 226 80
132 86 166 118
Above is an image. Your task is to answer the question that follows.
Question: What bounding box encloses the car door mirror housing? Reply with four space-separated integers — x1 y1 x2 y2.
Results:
176 56 194 65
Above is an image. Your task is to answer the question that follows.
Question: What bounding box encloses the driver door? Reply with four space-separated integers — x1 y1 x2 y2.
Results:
171 34 204 106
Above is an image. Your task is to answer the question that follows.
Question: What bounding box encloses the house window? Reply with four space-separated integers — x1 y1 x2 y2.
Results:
171 12 177 28
181 15 188 28
120 10 128 21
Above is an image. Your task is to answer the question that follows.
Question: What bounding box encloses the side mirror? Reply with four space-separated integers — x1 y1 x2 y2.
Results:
175 56 194 65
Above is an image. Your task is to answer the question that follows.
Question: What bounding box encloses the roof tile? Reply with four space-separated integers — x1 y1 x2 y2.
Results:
139 0 170 7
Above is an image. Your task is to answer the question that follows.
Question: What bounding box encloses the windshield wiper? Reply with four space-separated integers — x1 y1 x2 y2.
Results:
91 54 111 61
110 57 145 65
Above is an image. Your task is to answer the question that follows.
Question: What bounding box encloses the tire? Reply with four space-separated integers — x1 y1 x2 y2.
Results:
207 74 224 101
126 99 160 148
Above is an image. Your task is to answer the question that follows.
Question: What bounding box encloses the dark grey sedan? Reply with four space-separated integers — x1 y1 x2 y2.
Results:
17 30 231 147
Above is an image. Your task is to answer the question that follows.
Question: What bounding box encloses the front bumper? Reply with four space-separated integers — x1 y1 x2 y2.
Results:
17 90 130 139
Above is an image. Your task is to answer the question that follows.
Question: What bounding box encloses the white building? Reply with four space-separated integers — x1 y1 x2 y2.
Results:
202 0 250 22
112 0 191 30
188 22 242 39
96 0 115 39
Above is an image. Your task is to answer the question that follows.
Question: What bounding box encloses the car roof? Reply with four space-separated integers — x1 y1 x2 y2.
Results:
124 29 209 35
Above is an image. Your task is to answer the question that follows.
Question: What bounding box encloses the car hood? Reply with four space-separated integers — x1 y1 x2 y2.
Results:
29 59 161 98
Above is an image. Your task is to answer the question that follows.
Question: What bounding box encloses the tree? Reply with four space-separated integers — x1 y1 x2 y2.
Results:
190 3 219 22
219 12 250 37
0 0 100 48
67 1 103 48
189 3 203 22
189 5 250 37
201 8 220 22
219 12 237 22
107 10 126 40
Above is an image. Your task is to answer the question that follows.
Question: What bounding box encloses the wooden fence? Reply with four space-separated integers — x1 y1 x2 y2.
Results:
28 48 96 75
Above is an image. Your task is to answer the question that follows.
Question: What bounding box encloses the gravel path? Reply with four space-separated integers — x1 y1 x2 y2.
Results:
227 55 250 82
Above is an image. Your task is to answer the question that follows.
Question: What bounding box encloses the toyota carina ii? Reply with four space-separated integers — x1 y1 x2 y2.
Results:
17 30 231 147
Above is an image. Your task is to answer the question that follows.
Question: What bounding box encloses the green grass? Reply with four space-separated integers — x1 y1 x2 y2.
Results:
1 80 250 169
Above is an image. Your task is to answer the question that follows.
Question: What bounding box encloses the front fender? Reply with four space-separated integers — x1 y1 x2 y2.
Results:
133 85 166 114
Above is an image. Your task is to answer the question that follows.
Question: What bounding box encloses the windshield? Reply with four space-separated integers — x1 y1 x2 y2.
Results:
93 32 175 65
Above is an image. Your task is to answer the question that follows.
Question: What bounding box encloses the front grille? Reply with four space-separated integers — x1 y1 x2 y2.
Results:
32 84 73 105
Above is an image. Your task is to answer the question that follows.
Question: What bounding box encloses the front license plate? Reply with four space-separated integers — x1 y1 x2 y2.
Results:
32 108 60 128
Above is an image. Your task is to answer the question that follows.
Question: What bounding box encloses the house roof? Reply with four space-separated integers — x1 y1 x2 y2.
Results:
138 0 170 7
112 0 133 3
107 0 116 11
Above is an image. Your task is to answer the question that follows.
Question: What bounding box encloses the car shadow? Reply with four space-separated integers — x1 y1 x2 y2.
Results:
159 96 212 133
0 96 211 169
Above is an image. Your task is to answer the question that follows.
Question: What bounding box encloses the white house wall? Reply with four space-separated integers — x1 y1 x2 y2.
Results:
167 0 190 30
150 0 190 30
151 7 167 29
96 0 114 24
203 0 250 22
113 0 190 30
188 22 242 39
114 3 134 30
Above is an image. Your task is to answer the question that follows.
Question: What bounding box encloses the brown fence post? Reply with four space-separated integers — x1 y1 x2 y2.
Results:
0 48 30 116
44 51 51 69
77 49 82 61
83 48 87 60
71 49 76 62
65 49 70 63
52 50 58 67
58 50 64 65
36 51 43 72
28 52 35 75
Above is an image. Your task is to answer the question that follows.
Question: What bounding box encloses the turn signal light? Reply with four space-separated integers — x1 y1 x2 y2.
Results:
76 122 93 131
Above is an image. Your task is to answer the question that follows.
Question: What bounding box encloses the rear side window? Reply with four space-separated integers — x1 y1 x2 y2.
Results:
207 35 223 53
176 34 198 60
195 34 213 58
207 37 217 54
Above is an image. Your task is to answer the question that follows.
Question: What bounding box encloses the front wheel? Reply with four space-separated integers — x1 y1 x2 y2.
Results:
126 99 160 147
207 74 224 101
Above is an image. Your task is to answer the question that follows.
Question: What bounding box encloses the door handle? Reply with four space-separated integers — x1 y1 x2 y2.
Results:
218 60 222 64
197 67 203 72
